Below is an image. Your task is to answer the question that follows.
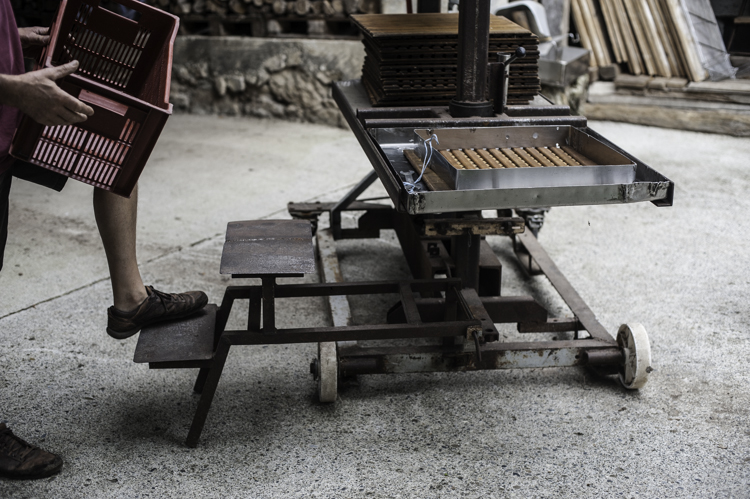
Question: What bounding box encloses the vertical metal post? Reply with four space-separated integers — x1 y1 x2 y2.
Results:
449 0 494 117
186 337 231 448
248 290 262 331
262 277 276 333
453 232 481 290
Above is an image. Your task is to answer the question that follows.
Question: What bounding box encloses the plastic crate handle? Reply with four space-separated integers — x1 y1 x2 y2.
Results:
79 89 128 116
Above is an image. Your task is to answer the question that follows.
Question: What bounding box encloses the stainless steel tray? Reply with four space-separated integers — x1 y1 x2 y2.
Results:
332 80 673 215
414 126 637 191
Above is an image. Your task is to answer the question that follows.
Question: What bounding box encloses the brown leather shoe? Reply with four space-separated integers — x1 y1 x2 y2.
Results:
106 286 208 339
0 424 62 480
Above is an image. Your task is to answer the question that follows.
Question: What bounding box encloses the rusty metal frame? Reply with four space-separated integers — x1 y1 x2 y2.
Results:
290 194 621 362
183 276 482 447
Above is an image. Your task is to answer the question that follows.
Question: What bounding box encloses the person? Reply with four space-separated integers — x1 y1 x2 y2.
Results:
0 2 208 479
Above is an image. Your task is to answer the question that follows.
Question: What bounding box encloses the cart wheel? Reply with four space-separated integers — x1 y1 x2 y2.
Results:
617 323 652 390
317 342 338 403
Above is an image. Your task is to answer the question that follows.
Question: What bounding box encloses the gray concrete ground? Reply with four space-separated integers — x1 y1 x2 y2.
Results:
0 115 748 498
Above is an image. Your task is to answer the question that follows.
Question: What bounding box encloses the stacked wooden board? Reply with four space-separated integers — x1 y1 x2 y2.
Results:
351 14 540 106
571 0 729 81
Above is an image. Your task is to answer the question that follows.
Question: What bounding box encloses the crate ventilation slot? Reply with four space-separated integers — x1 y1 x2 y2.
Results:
30 120 141 188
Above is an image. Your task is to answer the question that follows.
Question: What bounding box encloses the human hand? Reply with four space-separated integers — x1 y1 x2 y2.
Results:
18 26 49 58
9 61 95 126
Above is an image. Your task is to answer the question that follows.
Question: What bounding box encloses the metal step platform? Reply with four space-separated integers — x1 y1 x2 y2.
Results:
134 304 218 369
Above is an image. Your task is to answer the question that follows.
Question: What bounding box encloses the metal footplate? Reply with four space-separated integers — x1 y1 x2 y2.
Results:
133 304 218 369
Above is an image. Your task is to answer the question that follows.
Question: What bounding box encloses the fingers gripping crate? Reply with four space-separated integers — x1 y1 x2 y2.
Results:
10 0 179 197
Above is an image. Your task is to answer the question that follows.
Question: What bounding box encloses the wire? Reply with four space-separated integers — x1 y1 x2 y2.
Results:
404 133 439 194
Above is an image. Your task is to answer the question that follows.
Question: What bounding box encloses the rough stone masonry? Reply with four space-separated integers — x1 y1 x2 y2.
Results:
169 36 365 128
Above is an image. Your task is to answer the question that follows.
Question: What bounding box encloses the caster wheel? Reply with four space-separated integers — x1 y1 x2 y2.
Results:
617 323 652 389
317 342 337 403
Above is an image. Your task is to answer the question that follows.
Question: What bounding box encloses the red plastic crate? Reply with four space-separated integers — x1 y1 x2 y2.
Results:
10 0 179 197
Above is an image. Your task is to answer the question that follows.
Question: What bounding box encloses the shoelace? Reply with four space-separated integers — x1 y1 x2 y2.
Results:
404 134 439 194
0 427 37 461
148 286 186 312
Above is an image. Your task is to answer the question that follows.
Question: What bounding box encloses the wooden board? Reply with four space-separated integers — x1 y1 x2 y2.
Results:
623 0 657 75
403 149 451 192
635 0 672 76
661 0 692 77
600 0 626 63
663 0 706 81
572 0 597 67
613 0 644 74
648 0 684 77
351 13 533 38
586 0 613 66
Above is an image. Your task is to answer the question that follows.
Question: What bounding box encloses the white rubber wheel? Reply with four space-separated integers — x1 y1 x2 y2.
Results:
317 342 338 403
617 323 652 389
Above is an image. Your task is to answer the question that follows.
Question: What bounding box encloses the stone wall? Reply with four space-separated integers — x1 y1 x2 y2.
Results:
169 36 365 127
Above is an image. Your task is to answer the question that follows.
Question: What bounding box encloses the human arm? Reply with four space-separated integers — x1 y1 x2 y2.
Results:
0 61 94 126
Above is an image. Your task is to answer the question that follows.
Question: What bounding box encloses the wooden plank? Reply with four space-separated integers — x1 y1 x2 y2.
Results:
526 147 556 166
464 149 492 169
561 146 597 165
403 149 452 192
572 0 597 67
623 0 657 75
587 89 750 110
551 147 582 165
648 0 684 76
615 73 652 88
600 0 626 63
476 148 504 169
582 101 750 136
488 149 518 168
661 0 692 77
439 150 464 170
350 13 533 37
538 147 569 166
635 0 672 76
512 147 543 167
451 150 479 170
585 0 613 66
663 0 706 81
501 148 530 167
613 0 644 74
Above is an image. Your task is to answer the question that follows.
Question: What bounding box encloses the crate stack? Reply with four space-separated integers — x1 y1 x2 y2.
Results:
351 14 540 107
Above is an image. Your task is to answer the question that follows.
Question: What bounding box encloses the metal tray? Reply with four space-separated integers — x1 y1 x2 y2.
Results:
332 80 673 214
414 126 637 191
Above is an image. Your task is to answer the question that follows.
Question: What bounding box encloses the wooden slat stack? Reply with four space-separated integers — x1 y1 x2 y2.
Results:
572 0 717 80
351 14 540 106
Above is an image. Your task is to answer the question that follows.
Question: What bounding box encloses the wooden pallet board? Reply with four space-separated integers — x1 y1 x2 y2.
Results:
351 13 533 37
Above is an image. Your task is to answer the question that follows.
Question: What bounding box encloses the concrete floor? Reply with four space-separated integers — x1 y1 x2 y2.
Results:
0 115 748 498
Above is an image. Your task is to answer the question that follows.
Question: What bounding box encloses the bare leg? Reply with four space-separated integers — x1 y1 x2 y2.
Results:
93 184 148 311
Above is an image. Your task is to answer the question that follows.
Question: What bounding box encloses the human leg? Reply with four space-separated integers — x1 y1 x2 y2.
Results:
93 184 208 339
0 171 63 480
92 184 148 311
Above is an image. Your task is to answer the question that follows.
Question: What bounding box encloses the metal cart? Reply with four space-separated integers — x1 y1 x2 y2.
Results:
132 2 673 448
